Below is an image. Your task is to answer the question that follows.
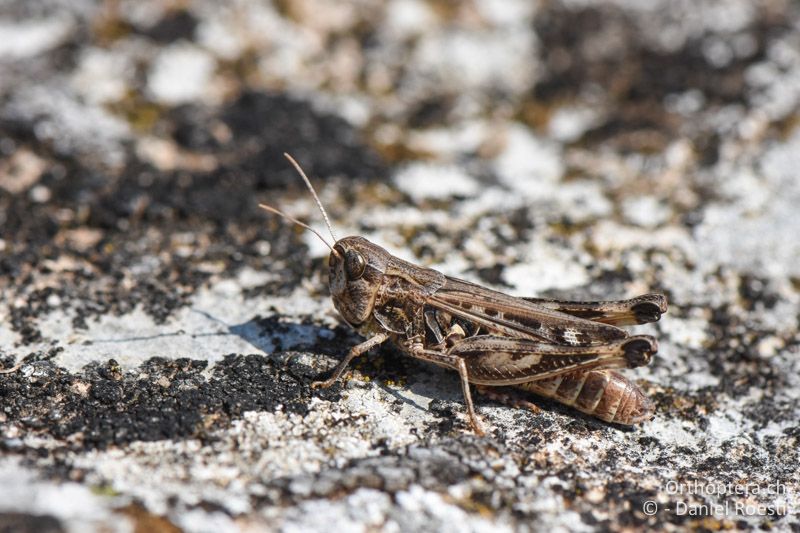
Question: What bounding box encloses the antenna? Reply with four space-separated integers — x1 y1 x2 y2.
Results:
283 153 338 243
258 204 341 259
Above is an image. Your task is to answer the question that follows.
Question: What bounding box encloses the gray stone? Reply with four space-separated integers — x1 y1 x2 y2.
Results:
0 0 798 531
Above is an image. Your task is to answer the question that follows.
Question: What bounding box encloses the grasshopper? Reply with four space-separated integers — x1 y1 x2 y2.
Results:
261 154 667 435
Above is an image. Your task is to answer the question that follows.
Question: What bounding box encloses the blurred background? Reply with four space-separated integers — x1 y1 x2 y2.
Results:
1 1 799 300
1 1 799 531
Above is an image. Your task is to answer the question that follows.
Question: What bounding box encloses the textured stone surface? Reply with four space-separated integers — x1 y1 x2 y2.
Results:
1 1 799 531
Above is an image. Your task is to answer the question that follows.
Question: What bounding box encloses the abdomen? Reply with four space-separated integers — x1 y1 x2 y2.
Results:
515 369 654 425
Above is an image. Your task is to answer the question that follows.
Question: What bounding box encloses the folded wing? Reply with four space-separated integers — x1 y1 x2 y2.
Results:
427 277 629 346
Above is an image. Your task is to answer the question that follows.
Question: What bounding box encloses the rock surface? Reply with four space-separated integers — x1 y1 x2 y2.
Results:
1 1 799 531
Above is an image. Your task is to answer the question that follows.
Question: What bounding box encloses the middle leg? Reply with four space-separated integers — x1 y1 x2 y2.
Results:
407 345 485 435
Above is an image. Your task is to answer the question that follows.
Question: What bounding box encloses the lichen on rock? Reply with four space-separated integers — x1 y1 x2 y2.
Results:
1 1 799 531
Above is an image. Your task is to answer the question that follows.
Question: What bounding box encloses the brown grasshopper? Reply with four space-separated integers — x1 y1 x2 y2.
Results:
261 154 667 435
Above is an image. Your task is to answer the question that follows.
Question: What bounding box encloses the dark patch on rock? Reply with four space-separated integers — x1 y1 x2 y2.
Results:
160 90 389 186
702 303 790 403
0 513 64 533
0 354 339 451
505 207 537 242
470 264 512 288
426 398 460 434
138 9 198 43
407 95 456 129
738 274 781 310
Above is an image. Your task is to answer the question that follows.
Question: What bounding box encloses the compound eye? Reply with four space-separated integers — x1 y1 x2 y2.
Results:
344 250 366 280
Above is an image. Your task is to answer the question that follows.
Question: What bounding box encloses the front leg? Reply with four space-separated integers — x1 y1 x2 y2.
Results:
311 332 389 389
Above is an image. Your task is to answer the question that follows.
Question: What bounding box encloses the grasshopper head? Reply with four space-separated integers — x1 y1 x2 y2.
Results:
328 236 389 326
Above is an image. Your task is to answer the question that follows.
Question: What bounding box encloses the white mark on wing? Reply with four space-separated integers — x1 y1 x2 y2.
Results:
562 328 581 345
